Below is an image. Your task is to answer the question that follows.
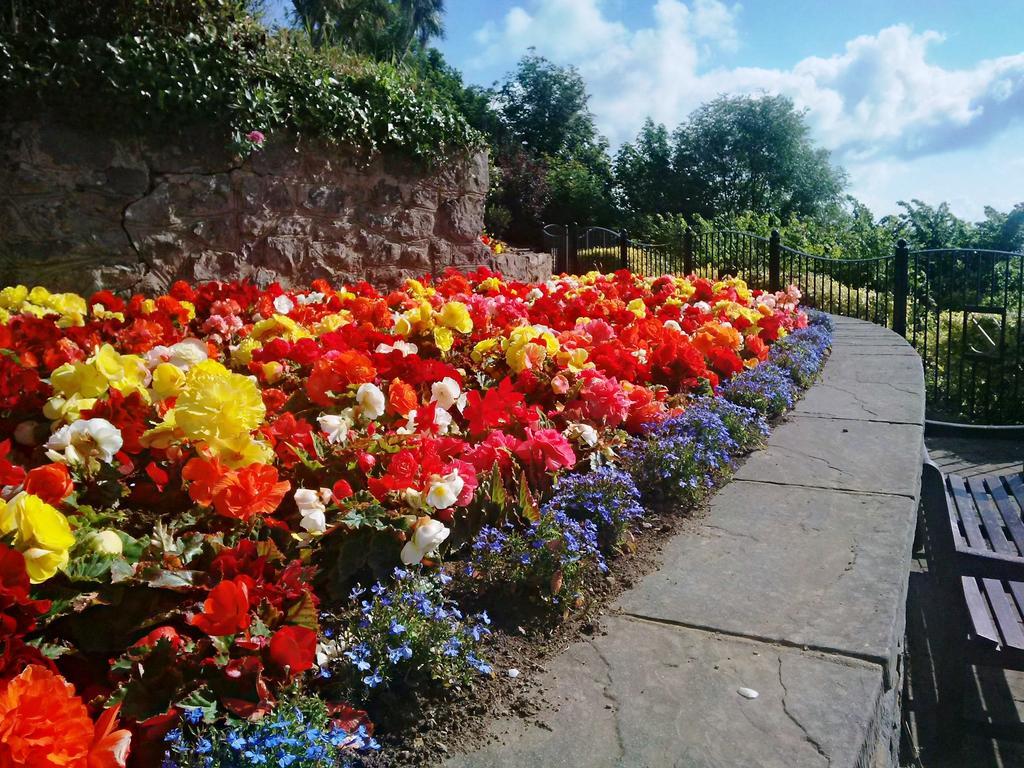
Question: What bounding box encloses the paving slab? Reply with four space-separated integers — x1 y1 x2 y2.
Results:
795 351 925 424
733 414 923 498
618 481 916 680
446 615 883 768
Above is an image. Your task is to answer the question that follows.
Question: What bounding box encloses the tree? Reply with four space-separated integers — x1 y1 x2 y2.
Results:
614 119 676 218
290 0 444 62
884 200 974 251
671 94 846 221
491 52 602 158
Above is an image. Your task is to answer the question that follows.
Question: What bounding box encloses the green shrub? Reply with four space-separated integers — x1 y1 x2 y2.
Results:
0 0 481 161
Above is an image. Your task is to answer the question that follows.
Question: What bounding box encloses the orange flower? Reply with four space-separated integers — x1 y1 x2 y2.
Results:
691 323 742 355
0 665 130 768
182 456 228 507
387 378 419 416
183 458 289 521
305 350 376 407
210 464 290 521
23 463 74 506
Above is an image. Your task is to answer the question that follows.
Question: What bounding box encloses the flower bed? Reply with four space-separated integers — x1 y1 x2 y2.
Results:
0 270 829 767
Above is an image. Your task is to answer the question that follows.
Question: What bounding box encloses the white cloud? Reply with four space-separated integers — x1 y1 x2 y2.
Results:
469 1 1024 216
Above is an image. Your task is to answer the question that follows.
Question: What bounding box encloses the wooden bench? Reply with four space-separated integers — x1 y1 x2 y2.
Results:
920 459 1024 741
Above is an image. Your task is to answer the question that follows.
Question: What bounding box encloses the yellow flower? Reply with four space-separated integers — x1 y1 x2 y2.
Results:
171 360 266 459
433 326 455 352
43 394 98 424
438 302 473 334
626 298 647 318
0 492 75 583
251 314 308 343
477 277 502 293
0 285 28 309
557 347 590 373
471 337 501 363
231 338 262 367
50 362 109 400
151 363 186 400
313 311 352 335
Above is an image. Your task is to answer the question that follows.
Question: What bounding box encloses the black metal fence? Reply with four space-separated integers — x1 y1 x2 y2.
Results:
544 223 1024 426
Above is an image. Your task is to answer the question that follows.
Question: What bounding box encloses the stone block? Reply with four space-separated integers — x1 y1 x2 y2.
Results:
437 195 485 242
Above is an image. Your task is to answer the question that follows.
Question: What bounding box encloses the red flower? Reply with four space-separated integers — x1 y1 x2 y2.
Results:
23 463 74 506
0 441 26 488
189 576 254 637
463 377 525 435
268 625 317 674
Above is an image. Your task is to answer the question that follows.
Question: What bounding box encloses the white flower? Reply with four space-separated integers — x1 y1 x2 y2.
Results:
355 383 386 420
664 319 682 332
297 292 326 306
273 295 295 315
318 410 354 445
375 340 418 356
400 519 451 565
294 487 329 534
526 288 543 302
694 301 712 313
426 470 465 510
564 422 599 448
46 418 123 466
316 637 342 669
85 530 124 556
430 377 461 411
433 407 453 435
144 338 208 371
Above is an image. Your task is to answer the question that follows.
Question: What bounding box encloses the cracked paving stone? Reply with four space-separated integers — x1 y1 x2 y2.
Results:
733 415 923 498
617 481 916 681
445 616 881 768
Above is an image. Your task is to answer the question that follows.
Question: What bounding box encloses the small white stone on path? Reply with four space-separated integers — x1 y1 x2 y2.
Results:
507 668 520 678
737 687 759 699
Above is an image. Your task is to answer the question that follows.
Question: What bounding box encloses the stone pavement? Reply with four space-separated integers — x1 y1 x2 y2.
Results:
447 317 925 768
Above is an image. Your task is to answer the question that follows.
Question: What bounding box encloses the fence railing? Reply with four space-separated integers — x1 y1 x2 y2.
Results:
543 223 1024 427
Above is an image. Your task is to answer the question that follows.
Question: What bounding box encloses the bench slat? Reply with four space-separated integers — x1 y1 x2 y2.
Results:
950 475 991 552
964 576 1002 646
968 476 1017 556
1010 581 1024 618
987 475 1024 557
982 578 1024 650
1005 474 1024 532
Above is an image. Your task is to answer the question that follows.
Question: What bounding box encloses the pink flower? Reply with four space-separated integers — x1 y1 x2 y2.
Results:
246 130 265 145
514 428 576 474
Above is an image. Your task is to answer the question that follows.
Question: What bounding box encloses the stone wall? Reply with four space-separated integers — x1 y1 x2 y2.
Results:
0 121 550 293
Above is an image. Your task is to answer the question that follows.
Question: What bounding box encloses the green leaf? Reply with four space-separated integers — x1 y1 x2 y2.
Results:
518 470 540 523
489 462 505 507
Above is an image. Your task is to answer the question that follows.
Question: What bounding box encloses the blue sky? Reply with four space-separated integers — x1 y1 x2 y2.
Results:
265 1 1024 220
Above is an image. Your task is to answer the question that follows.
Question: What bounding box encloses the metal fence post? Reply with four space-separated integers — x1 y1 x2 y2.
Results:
618 228 629 270
893 238 909 337
567 222 579 275
769 229 781 292
683 228 695 276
